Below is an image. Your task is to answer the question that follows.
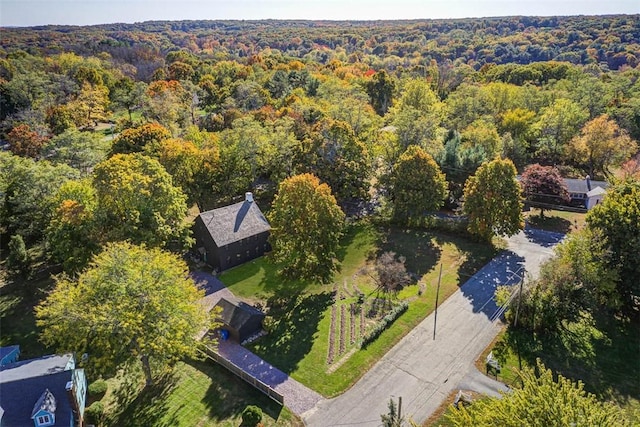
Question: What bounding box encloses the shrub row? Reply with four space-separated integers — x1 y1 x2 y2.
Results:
359 301 409 349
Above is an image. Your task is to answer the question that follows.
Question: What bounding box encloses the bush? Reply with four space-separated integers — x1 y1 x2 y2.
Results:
241 405 263 426
360 301 408 348
85 401 105 426
88 379 108 397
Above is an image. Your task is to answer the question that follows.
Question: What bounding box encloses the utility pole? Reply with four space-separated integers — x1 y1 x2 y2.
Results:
397 396 402 426
433 263 443 340
513 278 524 371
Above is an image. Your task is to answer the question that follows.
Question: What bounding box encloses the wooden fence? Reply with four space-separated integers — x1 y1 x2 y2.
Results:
201 345 285 405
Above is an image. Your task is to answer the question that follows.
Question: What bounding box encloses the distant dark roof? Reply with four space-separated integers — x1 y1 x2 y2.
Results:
0 345 20 366
215 296 265 341
0 355 75 427
198 200 270 247
564 178 608 194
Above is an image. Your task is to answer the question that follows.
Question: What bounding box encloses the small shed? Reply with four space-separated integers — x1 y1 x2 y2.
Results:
214 297 265 343
193 192 271 272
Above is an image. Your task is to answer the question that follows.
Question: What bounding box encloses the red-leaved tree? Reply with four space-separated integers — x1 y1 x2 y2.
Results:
520 163 570 217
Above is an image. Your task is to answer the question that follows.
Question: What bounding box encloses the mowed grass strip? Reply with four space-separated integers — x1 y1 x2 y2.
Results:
220 222 497 397
104 360 301 426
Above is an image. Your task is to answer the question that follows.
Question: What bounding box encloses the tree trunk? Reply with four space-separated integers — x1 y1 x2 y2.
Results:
140 354 153 386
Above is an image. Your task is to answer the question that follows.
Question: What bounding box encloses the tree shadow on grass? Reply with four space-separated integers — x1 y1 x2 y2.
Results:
197 359 284 422
452 239 503 287
108 368 180 427
527 214 573 234
506 313 640 407
250 292 334 375
376 227 442 278
0 274 53 358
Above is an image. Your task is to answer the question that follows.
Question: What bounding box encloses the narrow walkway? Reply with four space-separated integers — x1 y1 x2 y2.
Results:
217 340 323 416
192 270 323 416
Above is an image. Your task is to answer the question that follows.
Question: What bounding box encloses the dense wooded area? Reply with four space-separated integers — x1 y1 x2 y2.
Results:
2 14 639 279
1 15 639 425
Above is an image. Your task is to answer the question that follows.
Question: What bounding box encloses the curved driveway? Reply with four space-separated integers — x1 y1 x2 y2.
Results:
303 228 562 426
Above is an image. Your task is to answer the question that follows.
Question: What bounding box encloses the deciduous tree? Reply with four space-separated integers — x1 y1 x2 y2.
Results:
46 179 99 273
6 123 46 158
586 180 640 311
520 163 569 217
36 242 210 385
463 158 523 241
268 173 345 283
567 114 637 178
110 122 171 155
446 360 630 426
374 252 411 295
92 153 190 249
389 145 447 225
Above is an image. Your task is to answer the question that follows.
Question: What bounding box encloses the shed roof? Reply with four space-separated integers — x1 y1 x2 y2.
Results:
198 200 270 247
0 354 73 384
215 296 265 333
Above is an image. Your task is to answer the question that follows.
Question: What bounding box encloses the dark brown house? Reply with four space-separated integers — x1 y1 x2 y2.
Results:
193 192 271 272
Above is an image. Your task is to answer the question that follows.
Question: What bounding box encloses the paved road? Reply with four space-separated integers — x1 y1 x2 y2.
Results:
303 228 561 426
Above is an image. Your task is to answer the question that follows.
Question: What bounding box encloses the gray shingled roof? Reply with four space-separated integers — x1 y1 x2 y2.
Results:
0 355 75 427
0 345 20 366
564 178 608 194
198 200 270 247
215 296 265 341
0 354 73 384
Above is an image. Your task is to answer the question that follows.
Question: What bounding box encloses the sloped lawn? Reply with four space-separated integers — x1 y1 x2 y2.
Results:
220 222 497 396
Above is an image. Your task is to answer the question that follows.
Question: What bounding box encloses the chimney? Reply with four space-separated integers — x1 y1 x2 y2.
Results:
585 175 591 191
245 192 253 203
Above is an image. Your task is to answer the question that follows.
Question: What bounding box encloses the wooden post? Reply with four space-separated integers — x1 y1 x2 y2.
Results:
433 263 443 340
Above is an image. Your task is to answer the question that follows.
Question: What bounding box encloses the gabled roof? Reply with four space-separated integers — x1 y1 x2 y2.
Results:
587 186 607 197
564 178 608 194
215 296 265 333
31 389 56 418
198 200 270 247
0 369 74 426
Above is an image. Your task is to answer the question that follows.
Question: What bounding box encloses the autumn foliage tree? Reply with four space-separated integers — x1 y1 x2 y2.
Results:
92 153 190 249
110 122 172 155
463 158 523 241
520 163 570 217
388 145 448 225
446 360 630 426
268 173 345 283
567 114 638 178
36 242 210 385
6 124 46 158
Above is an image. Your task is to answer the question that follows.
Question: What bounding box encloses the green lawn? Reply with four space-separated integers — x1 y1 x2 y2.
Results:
103 360 301 427
220 221 497 397
525 208 586 233
476 314 640 424
0 255 55 358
